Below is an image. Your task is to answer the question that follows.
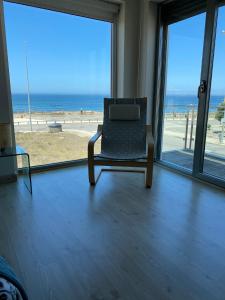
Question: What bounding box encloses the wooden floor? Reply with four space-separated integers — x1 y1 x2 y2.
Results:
0 165 225 300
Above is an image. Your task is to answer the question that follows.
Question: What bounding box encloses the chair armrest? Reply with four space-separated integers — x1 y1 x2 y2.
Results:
88 125 103 157
146 125 154 155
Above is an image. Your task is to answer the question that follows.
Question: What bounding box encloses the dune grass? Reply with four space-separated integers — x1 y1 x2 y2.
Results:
16 131 101 166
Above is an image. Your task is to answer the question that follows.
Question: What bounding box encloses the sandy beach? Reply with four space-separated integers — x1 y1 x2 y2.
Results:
14 111 103 165
14 110 103 120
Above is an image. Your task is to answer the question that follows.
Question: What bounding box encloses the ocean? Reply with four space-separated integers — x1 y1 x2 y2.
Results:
12 94 225 113
12 94 106 113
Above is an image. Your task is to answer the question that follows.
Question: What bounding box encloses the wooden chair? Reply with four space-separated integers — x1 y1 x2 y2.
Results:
88 98 154 188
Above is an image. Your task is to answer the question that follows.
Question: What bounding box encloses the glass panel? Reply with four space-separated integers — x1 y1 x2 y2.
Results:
16 146 32 193
161 14 206 170
3 2 111 166
204 6 225 180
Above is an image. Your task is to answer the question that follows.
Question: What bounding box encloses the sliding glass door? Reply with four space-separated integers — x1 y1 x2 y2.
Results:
158 1 225 188
161 14 206 170
203 5 225 181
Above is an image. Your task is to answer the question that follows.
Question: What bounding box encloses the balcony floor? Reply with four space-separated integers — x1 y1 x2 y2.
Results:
0 165 225 300
162 149 225 180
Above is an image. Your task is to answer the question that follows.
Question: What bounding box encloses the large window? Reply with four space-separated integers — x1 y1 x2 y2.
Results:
4 2 111 166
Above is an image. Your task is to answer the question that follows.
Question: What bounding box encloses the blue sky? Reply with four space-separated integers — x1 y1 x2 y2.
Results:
3 3 225 96
167 8 225 96
3 2 111 95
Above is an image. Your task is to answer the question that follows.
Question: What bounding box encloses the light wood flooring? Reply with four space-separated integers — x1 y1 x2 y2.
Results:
0 165 225 300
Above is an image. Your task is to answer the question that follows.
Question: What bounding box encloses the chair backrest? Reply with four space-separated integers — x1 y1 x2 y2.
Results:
101 98 147 158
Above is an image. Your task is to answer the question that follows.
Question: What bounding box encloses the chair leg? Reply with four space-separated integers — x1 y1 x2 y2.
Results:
145 144 154 188
145 150 154 188
88 160 96 185
145 164 153 188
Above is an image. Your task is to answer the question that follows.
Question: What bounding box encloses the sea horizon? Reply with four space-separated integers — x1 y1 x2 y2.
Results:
12 93 225 113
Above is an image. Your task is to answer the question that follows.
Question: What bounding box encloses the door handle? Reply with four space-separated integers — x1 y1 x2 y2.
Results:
198 80 207 98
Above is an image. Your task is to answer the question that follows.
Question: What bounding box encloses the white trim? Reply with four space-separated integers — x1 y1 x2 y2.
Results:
6 0 120 22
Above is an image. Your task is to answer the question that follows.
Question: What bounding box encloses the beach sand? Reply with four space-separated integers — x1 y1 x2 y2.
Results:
14 111 103 166
16 131 101 166
14 110 103 123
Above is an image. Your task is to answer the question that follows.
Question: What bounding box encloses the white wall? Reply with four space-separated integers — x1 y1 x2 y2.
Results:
138 0 158 123
123 0 140 97
116 0 158 123
116 2 125 97
116 0 140 98
0 0 17 181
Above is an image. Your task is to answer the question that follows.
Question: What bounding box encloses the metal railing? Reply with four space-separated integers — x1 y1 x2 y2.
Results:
14 119 102 126
163 104 225 149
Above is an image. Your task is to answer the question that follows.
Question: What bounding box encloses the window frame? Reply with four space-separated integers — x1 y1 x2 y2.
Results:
5 0 120 22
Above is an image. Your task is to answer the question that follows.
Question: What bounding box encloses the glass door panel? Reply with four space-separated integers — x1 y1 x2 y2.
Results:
204 5 225 180
161 14 206 170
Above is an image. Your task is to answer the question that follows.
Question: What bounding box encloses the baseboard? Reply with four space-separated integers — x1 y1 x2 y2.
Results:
0 174 17 184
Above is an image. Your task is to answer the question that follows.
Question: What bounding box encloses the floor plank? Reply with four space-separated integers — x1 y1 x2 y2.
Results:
0 165 225 300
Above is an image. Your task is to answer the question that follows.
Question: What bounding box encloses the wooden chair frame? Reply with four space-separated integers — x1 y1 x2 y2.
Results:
88 124 154 188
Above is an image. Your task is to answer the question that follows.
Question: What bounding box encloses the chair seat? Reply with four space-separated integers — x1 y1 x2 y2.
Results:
96 151 147 161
